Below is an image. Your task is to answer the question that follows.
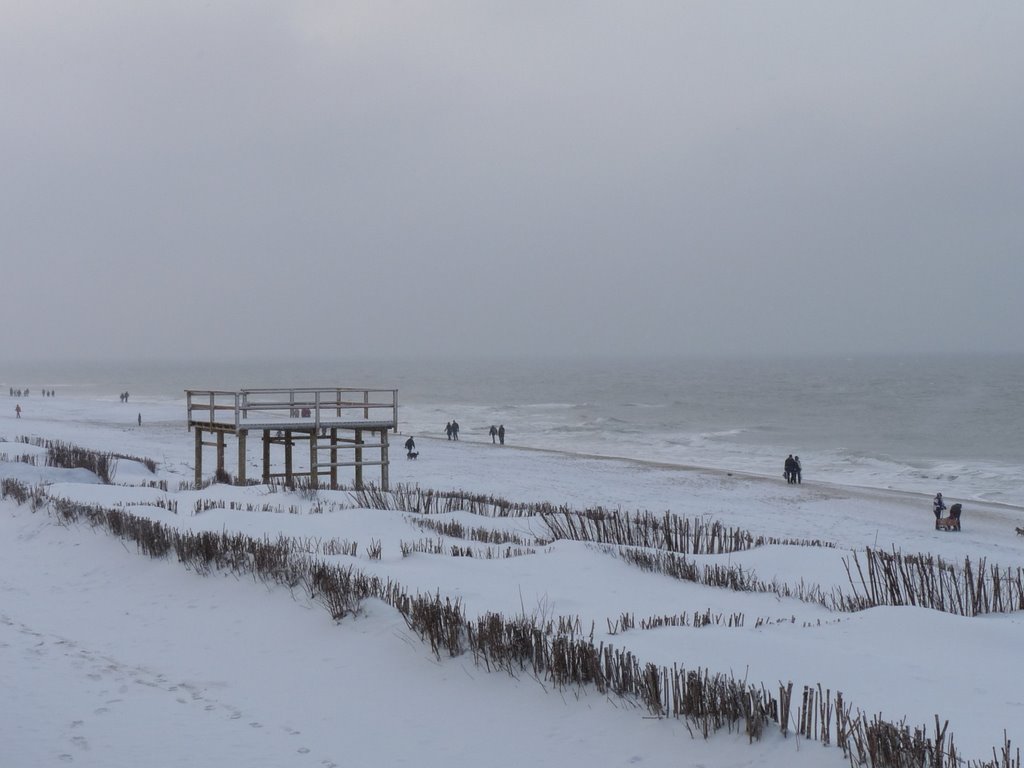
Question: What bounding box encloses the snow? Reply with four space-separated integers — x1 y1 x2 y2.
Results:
3 395 1023 767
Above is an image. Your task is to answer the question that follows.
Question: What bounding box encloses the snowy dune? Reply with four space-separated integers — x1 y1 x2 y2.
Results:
3 395 1024 767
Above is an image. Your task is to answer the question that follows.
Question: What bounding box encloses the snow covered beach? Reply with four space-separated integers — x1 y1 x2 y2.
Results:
3 394 1024 767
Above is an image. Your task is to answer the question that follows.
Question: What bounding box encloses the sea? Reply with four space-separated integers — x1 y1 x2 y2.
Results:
3 354 1022 507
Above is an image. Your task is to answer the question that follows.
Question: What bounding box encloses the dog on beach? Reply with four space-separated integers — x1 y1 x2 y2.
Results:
406 451 418 460
1016 527 1024 537
935 502 962 532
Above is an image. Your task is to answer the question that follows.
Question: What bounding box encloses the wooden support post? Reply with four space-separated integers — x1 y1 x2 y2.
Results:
285 430 293 488
262 429 270 484
216 432 225 480
194 427 203 486
330 428 338 489
237 429 247 485
380 428 389 491
309 429 318 487
354 428 363 490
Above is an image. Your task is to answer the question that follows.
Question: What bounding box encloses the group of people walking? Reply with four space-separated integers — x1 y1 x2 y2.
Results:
10 388 54 397
443 421 507 444
784 454 802 484
407 421 509 457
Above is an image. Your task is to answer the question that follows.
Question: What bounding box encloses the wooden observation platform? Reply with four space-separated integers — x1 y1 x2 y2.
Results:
185 387 398 490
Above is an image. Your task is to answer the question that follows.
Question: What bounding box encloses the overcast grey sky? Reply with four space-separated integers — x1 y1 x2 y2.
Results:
3 2 1023 361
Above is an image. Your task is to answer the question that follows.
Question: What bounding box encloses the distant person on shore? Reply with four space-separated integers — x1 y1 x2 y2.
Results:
15 403 22 418
784 455 796 484
445 421 453 440
489 425 497 444
452 420 460 440
404 436 416 457
498 424 505 445
138 413 142 427
793 455 802 484
933 492 946 521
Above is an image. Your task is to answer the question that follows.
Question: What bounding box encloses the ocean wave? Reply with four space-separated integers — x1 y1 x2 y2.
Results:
399 398 1024 502
26 355 1024 506
699 428 746 440
516 402 585 409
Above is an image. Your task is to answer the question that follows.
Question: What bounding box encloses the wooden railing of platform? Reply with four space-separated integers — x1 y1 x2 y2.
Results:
186 387 399 432
185 387 399 490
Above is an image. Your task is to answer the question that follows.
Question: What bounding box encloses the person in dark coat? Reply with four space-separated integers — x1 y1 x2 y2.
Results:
933 492 946 520
784 455 796 484
793 455 802 484
489 425 498 444
404 436 416 457
452 420 460 440
498 424 505 445
445 422 453 440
